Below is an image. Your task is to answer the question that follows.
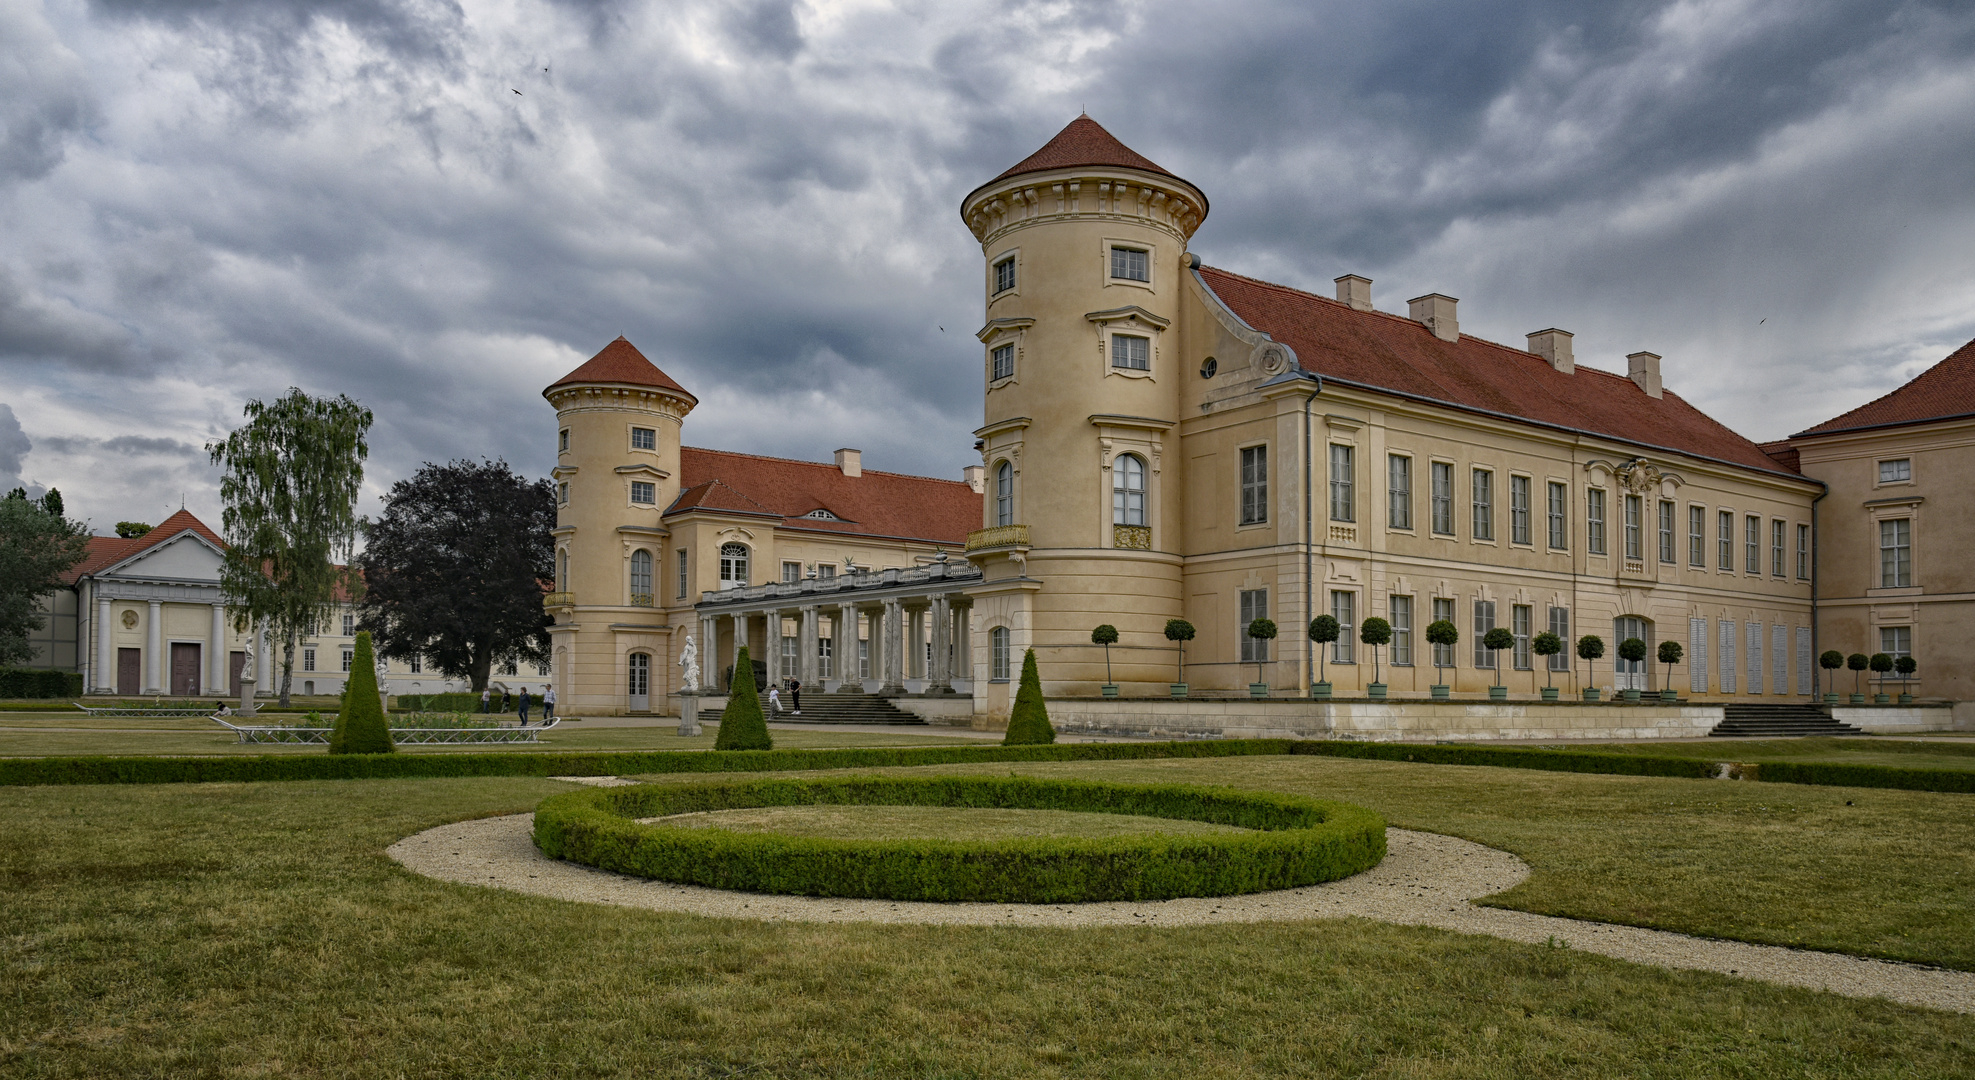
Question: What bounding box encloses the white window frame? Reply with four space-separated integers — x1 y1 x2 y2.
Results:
1745 514 1761 575
993 254 1016 296
1512 604 1532 669
1329 444 1354 523
1330 591 1355 664
1390 595 1413 666
1113 453 1146 526
630 481 656 506
1586 489 1607 556
1110 333 1151 371
718 543 750 589
994 461 1015 527
1431 462 1455 536
991 343 1015 382
1108 244 1150 285
1880 518 1912 588
1239 588 1269 663
1239 444 1269 527
782 561 803 584
1877 458 1912 485
558 428 569 453
1624 494 1643 560
1471 469 1493 542
1472 599 1497 669
630 426 657 451
1689 505 1706 567
1431 598 1455 668
1718 510 1734 570
1546 481 1568 550
1388 455 1413 530
1509 474 1531 546
629 549 653 603
1658 499 1676 564
990 626 1010 681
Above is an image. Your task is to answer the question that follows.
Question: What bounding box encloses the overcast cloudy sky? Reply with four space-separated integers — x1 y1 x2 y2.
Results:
4 0 1974 533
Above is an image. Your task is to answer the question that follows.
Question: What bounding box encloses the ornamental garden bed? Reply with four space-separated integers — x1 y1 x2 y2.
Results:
531 774 1387 903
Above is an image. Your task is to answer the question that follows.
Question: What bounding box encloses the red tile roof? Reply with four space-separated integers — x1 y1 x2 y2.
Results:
987 115 1187 187
671 447 980 546
1756 440 1801 473
63 509 228 583
1196 266 1800 478
544 337 697 402
1794 337 1975 437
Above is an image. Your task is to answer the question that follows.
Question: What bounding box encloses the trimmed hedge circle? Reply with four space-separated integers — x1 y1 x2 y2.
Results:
532 775 1387 904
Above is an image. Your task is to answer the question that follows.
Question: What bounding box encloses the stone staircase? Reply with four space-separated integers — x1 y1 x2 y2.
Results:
1708 702 1864 738
766 690 928 726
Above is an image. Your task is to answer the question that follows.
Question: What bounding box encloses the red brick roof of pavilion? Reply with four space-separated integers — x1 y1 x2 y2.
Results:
543 336 697 403
1793 337 1975 437
992 115 1181 184
1196 266 1798 478
63 509 228 584
669 447 980 546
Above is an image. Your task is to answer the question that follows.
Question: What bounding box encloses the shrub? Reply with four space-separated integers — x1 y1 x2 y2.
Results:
714 646 773 750
1847 652 1870 695
1248 618 1279 686
1870 653 1894 675
532 775 1389 903
1164 619 1195 683
1003 649 1055 745
1820 650 1845 696
1482 627 1514 685
1658 639 1683 691
1577 634 1605 691
329 633 394 755
0 668 84 699
394 692 482 713
1532 632 1563 687
1425 620 1458 685
1359 617 1391 683
1091 624 1119 684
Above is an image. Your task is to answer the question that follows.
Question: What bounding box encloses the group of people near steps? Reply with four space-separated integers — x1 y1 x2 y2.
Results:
480 685 555 726
767 678 802 716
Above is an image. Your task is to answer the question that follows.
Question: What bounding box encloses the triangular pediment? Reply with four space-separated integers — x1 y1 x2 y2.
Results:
102 529 225 583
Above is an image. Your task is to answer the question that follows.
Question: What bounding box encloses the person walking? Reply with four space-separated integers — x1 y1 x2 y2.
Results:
542 685 556 721
480 687 490 714
767 684 783 716
518 686 531 726
788 677 802 715
502 688 513 715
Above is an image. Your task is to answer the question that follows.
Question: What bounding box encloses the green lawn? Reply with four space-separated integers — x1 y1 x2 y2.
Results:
3 775 1968 1078
0 723 984 758
1587 736 1975 772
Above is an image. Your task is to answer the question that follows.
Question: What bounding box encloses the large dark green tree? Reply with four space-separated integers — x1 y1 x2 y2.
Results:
356 459 554 692
209 390 372 706
0 490 90 666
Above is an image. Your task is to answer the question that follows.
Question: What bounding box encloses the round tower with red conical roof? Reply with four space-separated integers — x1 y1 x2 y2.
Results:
960 117 1209 707
542 337 697 714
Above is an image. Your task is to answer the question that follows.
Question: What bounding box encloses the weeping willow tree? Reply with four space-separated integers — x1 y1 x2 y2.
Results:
208 390 371 705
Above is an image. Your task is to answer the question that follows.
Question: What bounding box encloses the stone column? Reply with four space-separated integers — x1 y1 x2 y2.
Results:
765 611 783 686
728 613 746 689
879 598 906 695
798 605 819 690
927 594 953 694
95 593 114 693
144 599 163 694
209 603 227 695
698 615 718 687
835 604 859 692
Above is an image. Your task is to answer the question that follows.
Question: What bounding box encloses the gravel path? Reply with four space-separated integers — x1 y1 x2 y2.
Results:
390 802 1975 1015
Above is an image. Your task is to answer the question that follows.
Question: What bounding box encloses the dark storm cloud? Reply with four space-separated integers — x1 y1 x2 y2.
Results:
0 406 32 494
5 0 1975 530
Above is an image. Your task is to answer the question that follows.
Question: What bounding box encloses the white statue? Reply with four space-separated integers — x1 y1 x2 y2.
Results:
237 640 256 684
679 634 700 693
375 655 390 688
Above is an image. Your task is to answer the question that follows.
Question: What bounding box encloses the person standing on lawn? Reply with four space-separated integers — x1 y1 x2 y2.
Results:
517 686 531 726
501 688 512 714
542 685 555 721
788 677 802 715
767 683 783 716
480 687 490 714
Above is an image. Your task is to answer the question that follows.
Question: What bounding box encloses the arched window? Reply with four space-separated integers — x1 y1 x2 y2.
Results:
719 543 750 588
990 626 1011 680
1113 453 1145 526
629 549 653 605
994 461 1014 527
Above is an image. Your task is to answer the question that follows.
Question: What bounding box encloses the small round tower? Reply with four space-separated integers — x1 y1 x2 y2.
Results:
542 337 697 714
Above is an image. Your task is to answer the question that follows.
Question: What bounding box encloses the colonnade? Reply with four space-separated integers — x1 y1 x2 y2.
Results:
697 593 972 695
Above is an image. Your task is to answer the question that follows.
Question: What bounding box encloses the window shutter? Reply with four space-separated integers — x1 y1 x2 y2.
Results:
1719 621 1737 694
1689 617 1708 694
1796 628 1813 695
1747 623 1763 695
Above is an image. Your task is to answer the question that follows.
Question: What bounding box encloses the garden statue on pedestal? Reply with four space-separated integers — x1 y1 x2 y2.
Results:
1306 615 1338 699
1532 632 1562 701
1164 619 1194 699
236 638 257 715
677 634 702 736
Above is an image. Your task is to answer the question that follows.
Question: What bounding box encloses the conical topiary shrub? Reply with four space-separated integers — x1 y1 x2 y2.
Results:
329 631 394 755
715 646 773 750
1003 648 1056 745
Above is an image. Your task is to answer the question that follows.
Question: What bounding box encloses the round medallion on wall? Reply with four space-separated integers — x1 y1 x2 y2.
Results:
121 610 139 629
1253 342 1292 376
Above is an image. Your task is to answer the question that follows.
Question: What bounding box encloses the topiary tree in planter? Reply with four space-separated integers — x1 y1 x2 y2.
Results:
1846 652 1870 701
329 631 394 755
1307 615 1339 693
1532 631 1562 697
714 646 773 750
1164 619 1195 694
1657 639 1684 701
1617 637 1649 701
1002 648 1055 745
1360 617 1392 693
1247 618 1278 695
1482 627 1514 696
1425 619 1459 699
1895 654 1918 701
1091 624 1119 695
1576 635 1606 701
1819 649 1844 701
1869 652 1895 702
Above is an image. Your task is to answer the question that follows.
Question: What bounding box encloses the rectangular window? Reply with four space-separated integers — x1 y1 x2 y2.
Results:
556 482 569 506
558 428 569 452
818 635 833 681
1431 463 1455 535
1509 475 1531 545
1771 520 1786 577
631 481 655 505
1472 600 1497 668
631 427 656 451
1880 625 1911 659
1624 495 1643 560
1330 591 1355 663
1547 607 1570 671
1796 523 1810 580
1718 511 1734 570
303 647 316 672
1719 620 1737 694
1879 458 1911 483
991 343 1014 381
860 635 872 680
1512 604 1532 669
1689 505 1705 566
780 632 797 674
994 257 1015 294
1657 500 1675 564
341 648 354 673
817 564 836 581
1745 515 1760 573
409 654 422 674
1432 598 1455 668
341 613 355 637
676 550 688 598
1329 444 1354 522
1387 455 1412 530
1110 334 1150 370
1547 481 1568 549
1880 518 1912 587
1390 596 1413 666
1239 589 1270 663
1110 246 1148 281
1690 617 1709 694
1471 469 1494 541
989 627 1008 681
1240 446 1268 526
1586 489 1607 555
781 561 802 584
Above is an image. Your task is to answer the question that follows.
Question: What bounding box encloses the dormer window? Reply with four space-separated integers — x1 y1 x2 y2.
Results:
804 509 839 520
631 427 656 451
993 256 1015 294
1110 246 1148 282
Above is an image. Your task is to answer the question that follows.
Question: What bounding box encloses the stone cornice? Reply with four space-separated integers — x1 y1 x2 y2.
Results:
962 167 1207 246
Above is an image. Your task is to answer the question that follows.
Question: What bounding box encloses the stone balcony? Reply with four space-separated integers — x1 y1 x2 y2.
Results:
543 591 573 609
966 523 1030 553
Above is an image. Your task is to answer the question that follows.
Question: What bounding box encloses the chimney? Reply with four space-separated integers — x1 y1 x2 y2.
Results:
1527 329 1574 374
1627 352 1663 399
963 464 985 493
834 448 862 477
1408 293 1460 342
1334 274 1373 312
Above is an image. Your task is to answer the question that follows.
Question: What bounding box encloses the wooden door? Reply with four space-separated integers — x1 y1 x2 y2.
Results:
171 643 202 696
229 651 246 698
117 648 141 696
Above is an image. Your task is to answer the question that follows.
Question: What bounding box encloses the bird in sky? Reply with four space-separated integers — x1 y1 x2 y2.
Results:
512 88 522 95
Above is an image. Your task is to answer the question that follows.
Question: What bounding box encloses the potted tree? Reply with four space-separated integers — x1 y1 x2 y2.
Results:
1576 635 1605 702
1616 637 1648 702
1846 652 1869 703
1360 617 1392 699
1425 619 1458 701
1895 655 1917 703
1532 631 1563 701
1657 639 1683 702
1483 627 1514 700
1164 618 1194 699
1247 617 1277 698
1307 615 1339 700
1869 652 1894 703
1091 624 1120 697
1819 650 1844 704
